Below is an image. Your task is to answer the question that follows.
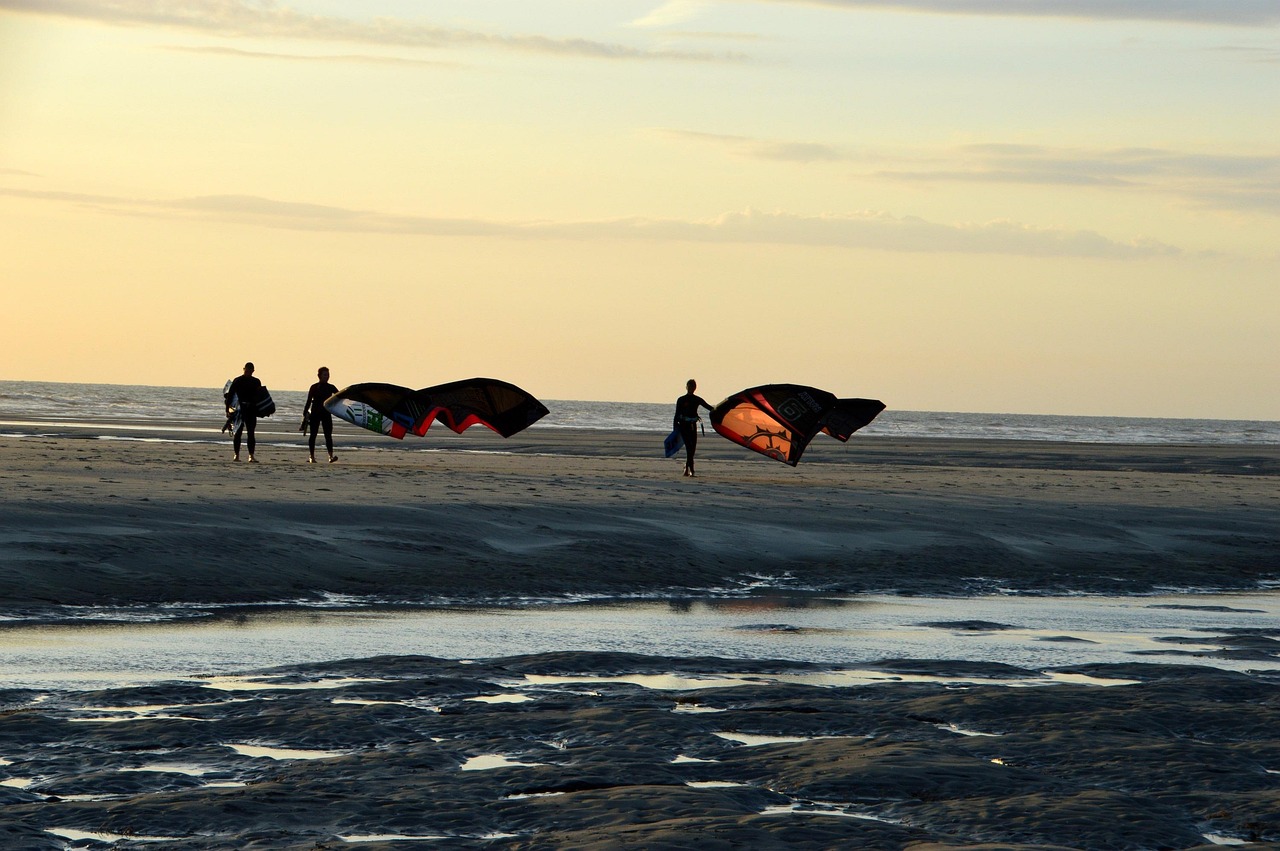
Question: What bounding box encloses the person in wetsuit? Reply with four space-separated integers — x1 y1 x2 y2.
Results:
225 361 263 462
301 366 339 464
673 378 713 477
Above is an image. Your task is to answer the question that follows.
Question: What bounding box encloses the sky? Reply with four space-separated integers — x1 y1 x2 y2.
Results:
1 0 1277 419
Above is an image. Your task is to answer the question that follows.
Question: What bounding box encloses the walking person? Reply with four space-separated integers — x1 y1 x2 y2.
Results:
301 366 339 463
225 362 263 462
673 378 713 477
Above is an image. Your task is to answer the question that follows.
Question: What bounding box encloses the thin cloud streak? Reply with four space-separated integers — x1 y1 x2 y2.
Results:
878 144 1280 214
165 45 459 68
657 129 849 163
0 187 1179 258
761 0 1280 26
1211 45 1280 63
553 209 1178 257
0 0 743 62
660 130 1280 215
630 0 712 28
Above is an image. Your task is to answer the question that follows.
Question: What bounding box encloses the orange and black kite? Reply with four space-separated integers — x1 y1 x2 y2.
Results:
710 384 884 466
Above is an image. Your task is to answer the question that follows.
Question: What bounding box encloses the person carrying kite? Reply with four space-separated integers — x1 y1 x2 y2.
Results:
301 366 339 464
225 362 263 463
673 378 713 477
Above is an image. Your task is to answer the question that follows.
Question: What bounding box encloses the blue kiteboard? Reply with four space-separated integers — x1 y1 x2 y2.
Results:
663 428 684 458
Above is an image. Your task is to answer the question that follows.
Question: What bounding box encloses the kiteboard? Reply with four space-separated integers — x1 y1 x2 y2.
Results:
221 379 237 433
256 387 276 418
221 379 275 433
663 427 684 458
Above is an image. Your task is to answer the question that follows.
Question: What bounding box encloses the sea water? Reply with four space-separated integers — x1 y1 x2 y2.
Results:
1 380 1277 444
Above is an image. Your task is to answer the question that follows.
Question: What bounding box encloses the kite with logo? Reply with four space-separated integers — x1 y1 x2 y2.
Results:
709 384 884 466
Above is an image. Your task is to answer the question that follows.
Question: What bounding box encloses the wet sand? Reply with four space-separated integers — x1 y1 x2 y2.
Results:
0 423 1277 609
2 422 1279 847
1 654 1278 848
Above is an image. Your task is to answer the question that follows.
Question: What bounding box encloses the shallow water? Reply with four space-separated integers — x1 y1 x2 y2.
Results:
1 591 1276 691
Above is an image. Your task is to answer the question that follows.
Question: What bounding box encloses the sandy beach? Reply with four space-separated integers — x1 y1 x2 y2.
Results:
1 422 1277 609
2 422 1279 848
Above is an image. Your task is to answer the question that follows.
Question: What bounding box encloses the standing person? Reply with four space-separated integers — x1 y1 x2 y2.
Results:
225 362 263 463
301 366 339 464
673 378 713 477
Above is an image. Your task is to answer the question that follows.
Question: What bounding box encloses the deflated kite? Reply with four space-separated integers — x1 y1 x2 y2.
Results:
709 384 884 466
324 378 549 440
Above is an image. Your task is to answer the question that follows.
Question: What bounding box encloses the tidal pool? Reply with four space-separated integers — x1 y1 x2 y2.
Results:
0 591 1276 691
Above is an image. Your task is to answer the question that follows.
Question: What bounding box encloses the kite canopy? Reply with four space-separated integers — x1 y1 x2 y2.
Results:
820 398 887 442
710 384 884 466
324 378 549 440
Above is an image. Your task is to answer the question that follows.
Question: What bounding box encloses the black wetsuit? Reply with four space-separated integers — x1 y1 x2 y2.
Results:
673 392 711 474
226 374 263 457
303 381 339 457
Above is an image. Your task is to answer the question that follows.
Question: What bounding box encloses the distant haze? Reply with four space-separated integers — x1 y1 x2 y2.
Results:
1 1 1276 418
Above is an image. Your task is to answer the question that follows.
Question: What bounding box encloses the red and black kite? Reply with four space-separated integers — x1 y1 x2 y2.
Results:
325 378 549 440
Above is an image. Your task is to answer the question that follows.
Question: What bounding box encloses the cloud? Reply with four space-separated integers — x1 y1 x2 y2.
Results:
554 209 1179 257
758 0 1280 26
657 129 850 164
0 0 742 62
656 131 1280 215
165 45 459 68
1211 44 1280 63
0 186 1179 258
876 144 1280 214
630 1 712 28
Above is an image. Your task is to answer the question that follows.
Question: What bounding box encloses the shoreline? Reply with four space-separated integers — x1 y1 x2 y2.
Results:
1 422 1276 609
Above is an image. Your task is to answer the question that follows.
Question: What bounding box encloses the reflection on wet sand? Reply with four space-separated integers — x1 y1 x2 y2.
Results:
461 754 547 772
227 744 349 760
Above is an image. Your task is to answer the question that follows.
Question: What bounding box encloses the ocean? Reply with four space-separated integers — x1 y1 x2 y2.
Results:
0 379 1276 445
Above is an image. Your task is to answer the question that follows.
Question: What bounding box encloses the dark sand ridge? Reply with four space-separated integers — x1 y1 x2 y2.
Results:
0 426 1276 608
0 653 1277 848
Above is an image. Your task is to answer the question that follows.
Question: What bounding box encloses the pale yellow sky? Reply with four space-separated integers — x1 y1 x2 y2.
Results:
1 1 1277 418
